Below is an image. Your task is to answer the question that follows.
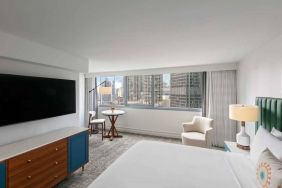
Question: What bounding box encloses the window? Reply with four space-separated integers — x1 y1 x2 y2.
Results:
95 72 204 111
127 75 153 106
96 76 124 105
114 76 124 105
170 72 203 109
154 74 170 108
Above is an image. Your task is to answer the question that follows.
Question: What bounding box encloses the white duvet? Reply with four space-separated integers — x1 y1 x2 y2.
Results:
88 141 259 188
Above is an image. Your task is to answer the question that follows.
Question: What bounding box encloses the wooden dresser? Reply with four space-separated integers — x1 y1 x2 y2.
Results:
0 127 89 188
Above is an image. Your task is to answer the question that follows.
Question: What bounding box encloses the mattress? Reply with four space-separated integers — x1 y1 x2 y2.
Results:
88 141 259 188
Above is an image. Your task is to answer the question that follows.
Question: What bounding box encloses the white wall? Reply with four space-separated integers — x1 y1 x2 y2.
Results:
0 31 88 72
98 107 201 139
0 57 86 145
238 34 282 140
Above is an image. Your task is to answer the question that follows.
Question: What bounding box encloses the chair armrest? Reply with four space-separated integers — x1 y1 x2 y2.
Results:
182 122 195 132
205 127 213 148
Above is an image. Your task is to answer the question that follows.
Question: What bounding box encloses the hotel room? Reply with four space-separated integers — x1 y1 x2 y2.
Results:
0 0 281 188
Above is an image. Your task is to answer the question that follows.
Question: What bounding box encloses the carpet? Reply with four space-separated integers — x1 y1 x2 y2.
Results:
56 133 181 188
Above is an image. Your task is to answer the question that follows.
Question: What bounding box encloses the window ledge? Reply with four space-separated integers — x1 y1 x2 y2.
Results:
98 105 202 112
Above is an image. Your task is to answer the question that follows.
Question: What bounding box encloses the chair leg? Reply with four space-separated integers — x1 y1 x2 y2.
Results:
88 124 90 136
89 124 92 136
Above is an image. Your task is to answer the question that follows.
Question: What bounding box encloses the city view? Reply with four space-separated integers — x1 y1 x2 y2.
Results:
96 72 203 109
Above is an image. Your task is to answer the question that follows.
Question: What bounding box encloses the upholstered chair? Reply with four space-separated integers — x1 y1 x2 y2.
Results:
181 116 214 148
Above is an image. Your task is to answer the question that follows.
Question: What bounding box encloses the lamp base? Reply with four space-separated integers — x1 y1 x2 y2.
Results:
236 121 250 150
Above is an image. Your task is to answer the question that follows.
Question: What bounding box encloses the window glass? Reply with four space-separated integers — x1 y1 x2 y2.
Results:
114 76 124 105
170 73 188 108
95 72 203 110
187 72 203 108
170 72 203 108
96 76 124 105
127 75 153 105
154 74 170 108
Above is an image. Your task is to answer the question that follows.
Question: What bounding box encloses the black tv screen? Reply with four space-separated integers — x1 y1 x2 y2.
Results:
0 74 76 126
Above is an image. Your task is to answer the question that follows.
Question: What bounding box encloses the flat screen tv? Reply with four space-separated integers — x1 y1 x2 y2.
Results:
0 74 76 126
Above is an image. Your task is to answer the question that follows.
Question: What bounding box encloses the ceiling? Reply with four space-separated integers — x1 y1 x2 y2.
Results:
0 0 282 72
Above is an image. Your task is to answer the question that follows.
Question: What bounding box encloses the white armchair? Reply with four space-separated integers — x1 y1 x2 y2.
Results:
181 116 214 148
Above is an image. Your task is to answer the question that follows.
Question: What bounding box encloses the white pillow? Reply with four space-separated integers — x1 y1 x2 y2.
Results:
250 126 282 164
256 148 282 188
271 127 282 140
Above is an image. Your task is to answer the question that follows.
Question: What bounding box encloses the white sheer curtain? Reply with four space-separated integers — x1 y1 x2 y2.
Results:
206 70 237 147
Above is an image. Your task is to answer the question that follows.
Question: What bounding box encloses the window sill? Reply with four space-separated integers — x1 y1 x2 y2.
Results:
98 105 202 112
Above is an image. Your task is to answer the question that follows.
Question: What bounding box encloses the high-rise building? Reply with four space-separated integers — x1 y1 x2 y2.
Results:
127 75 150 104
153 75 163 105
170 73 202 108
127 75 162 105
187 72 202 108
170 73 187 108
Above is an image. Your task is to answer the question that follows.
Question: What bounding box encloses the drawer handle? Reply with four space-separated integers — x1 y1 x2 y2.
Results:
54 161 59 165
27 159 32 163
54 175 58 179
55 148 59 151
27 176 32 180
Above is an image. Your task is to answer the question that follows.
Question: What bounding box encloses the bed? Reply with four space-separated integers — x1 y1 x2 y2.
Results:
89 141 259 188
89 97 282 188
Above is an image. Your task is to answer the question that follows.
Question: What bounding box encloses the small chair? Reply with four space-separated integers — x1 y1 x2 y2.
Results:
88 111 106 140
181 116 213 148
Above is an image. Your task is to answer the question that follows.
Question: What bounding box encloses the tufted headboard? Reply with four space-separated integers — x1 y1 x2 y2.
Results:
255 97 282 132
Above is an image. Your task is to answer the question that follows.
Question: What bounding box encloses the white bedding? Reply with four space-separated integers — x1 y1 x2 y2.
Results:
88 141 259 188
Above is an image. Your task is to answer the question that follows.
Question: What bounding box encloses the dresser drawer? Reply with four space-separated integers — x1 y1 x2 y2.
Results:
7 139 68 188
34 163 68 188
8 139 67 172
8 160 67 188
8 146 67 178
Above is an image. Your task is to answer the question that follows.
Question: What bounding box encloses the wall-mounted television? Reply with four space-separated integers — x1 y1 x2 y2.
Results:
0 74 76 126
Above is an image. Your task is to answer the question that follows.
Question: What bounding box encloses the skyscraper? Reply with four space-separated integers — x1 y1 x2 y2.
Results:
153 75 163 105
127 75 162 105
187 72 203 108
170 72 202 108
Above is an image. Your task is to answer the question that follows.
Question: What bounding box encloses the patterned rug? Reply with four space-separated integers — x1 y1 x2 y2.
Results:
56 133 181 188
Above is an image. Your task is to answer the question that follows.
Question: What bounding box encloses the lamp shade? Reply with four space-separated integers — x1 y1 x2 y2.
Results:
229 104 259 122
98 87 112 95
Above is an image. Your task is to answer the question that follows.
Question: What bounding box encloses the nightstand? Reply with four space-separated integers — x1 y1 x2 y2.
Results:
224 141 250 156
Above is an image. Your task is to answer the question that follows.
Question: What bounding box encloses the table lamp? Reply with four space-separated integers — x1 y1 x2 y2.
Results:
229 104 258 150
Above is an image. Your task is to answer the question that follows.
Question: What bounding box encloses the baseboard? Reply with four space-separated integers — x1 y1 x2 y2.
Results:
116 126 181 139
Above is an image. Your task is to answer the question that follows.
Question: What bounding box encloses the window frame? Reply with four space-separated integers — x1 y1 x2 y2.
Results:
95 72 204 112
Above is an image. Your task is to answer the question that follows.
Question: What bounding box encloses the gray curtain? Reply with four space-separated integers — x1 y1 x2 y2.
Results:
206 70 237 147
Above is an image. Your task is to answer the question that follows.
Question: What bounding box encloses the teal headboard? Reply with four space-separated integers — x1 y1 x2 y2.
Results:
255 97 282 132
